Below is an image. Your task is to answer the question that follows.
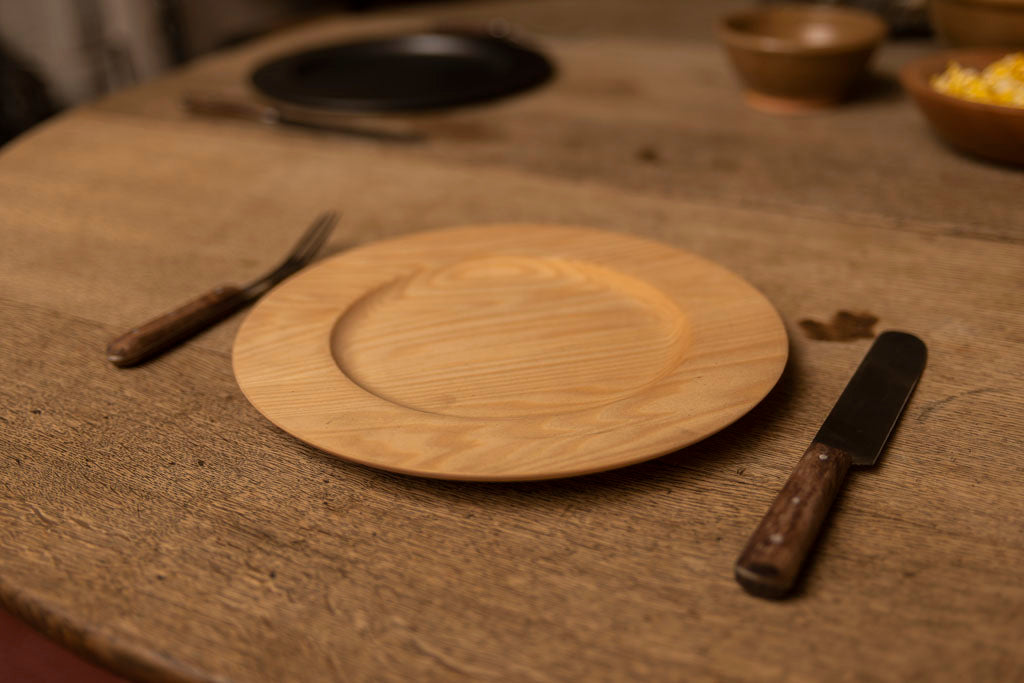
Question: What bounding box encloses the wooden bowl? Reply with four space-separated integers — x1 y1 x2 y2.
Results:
929 0 1024 48
718 4 887 113
900 49 1024 165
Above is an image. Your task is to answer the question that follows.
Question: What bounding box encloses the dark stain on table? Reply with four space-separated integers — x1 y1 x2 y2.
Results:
799 310 878 341
636 145 661 163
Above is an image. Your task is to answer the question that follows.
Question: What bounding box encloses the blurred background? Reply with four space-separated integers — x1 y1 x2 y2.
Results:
1 0 936 145
0 0 934 145
0 0 446 144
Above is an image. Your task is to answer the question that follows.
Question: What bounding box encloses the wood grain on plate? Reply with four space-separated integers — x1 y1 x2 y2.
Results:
233 224 787 480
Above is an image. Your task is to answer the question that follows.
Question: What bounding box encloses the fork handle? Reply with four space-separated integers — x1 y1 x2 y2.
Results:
106 285 248 367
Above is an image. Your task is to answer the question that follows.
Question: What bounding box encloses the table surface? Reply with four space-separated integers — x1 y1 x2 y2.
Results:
2 1 1022 681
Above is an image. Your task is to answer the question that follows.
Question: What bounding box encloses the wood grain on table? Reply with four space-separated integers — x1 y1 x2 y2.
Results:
1 1 1022 681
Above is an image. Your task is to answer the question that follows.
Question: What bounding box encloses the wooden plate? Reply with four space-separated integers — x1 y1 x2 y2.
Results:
232 225 788 481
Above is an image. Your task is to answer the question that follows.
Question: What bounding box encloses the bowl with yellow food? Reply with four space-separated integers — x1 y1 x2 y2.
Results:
900 49 1024 164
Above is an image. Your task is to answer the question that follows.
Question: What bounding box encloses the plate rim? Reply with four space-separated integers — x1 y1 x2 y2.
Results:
232 224 789 481
250 31 555 112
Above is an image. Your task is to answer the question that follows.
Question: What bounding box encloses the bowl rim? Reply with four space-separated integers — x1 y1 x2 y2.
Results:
899 48 1024 118
718 4 887 56
932 0 1024 8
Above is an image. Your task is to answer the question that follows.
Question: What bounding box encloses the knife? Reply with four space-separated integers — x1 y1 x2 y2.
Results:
735 331 927 598
181 92 424 143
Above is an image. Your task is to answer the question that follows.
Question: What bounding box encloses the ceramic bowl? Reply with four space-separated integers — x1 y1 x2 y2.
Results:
718 4 888 113
900 48 1024 164
929 0 1024 48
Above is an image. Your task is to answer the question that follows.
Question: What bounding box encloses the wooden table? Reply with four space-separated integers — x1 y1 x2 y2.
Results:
2 1 1022 681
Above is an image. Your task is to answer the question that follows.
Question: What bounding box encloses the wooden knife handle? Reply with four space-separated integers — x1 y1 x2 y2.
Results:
735 442 853 598
182 93 280 124
106 285 248 367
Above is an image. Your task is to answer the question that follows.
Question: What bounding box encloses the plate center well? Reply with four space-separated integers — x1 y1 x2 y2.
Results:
331 256 690 418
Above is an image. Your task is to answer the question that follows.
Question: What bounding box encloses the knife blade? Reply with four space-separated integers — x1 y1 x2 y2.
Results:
735 331 927 598
181 93 424 143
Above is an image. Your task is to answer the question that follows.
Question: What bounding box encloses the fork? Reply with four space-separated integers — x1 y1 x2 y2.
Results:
106 211 338 367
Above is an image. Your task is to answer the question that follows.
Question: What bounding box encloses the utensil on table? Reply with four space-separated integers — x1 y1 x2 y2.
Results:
735 331 927 598
900 48 1024 165
182 93 425 143
106 211 337 367
718 4 887 113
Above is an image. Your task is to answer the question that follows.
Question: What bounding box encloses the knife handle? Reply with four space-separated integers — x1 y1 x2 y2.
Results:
182 93 280 124
106 285 248 367
735 442 852 598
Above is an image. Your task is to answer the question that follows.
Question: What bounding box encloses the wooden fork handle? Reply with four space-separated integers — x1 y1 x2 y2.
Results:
106 285 248 367
735 442 853 599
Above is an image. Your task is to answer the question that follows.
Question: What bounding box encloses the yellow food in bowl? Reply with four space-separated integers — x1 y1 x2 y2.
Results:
931 53 1024 108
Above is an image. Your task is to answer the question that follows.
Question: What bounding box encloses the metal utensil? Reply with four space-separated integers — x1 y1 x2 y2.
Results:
735 331 927 598
106 211 338 367
182 93 424 143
